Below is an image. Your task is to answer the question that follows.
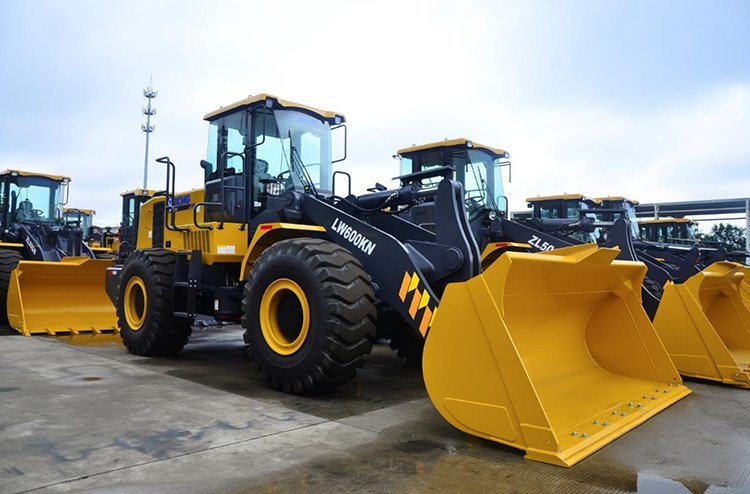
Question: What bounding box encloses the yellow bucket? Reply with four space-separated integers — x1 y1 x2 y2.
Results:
739 265 750 310
6 257 118 336
653 262 750 388
423 244 690 467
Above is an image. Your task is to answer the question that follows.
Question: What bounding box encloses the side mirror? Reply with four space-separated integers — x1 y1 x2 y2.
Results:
200 160 211 170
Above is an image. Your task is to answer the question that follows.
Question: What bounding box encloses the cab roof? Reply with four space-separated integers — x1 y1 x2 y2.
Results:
64 208 96 215
594 196 640 205
526 193 602 204
396 138 509 159
203 93 345 123
120 188 158 197
639 218 696 225
0 169 70 182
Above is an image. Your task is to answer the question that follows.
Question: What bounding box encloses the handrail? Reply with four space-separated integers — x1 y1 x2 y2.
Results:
156 156 189 232
217 151 247 230
192 201 222 230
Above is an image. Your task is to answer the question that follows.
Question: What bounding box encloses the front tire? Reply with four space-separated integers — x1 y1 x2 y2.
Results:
116 249 192 355
0 249 22 325
242 238 377 393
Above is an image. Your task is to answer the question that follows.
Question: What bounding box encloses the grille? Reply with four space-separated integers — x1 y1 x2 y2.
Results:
183 230 211 252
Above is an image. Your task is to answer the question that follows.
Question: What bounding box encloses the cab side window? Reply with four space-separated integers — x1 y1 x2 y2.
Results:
222 112 246 176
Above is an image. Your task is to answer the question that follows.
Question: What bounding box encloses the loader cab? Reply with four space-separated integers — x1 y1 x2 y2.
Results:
201 94 345 224
638 218 697 244
63 208 95 239
594 196 642 240
397 139 510 220
120 188 156 254
526 194 602 243
0 170 68 232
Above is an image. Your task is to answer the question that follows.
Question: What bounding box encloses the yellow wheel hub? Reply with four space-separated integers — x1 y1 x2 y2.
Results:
124 276 147 331
260 278 310 355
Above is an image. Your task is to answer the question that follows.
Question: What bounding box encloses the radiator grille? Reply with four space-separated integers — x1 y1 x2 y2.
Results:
182 230 211 252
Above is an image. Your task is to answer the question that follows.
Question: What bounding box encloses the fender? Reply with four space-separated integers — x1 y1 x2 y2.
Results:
239 223 326 280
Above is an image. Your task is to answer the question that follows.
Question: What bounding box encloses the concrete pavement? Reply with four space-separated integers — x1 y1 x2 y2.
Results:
1 326 749 493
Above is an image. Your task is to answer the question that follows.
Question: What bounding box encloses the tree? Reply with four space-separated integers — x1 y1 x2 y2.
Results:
696 223 747 252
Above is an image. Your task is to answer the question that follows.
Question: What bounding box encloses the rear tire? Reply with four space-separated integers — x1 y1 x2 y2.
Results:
116 249 192 355
242 238 376 393
0 249 22 325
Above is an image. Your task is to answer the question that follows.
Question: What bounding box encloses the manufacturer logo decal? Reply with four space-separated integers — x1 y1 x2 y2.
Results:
528 235 555 251
331 218 376 255
24 236 37 255
168 195 191 209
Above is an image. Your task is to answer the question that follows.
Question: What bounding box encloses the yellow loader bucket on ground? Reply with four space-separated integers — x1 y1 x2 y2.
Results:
6 257 118 336
424 244 690 467
739 265 750 310
652 262 750 388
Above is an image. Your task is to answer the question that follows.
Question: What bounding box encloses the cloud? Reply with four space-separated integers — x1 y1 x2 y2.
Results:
0 0 748 229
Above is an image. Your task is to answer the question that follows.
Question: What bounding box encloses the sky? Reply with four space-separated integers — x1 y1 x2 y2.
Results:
1 0 749 228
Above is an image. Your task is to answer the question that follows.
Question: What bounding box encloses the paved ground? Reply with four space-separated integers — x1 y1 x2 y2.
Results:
1 325 749 494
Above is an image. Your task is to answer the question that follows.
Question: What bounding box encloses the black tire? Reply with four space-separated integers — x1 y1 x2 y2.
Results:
116 249 192 355
0 249 22 325
376 305 424 368
242 238 376 394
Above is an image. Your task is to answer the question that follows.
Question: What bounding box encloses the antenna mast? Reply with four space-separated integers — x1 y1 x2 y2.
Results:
141 76 157 189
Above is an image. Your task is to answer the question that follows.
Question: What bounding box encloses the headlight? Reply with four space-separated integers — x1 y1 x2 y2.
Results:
264 182 283 196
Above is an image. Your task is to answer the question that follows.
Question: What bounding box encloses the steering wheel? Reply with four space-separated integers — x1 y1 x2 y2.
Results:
31 209 45 219
465 196 482 210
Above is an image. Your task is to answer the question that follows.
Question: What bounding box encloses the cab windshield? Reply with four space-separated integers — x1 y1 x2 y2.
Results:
682 223 696 240
568 200 600 243
253 109 333 194
623 203 641 239
204 109 334 194
464 149 506 214
7 176 63 224
399 147 507 214
64 210 93 231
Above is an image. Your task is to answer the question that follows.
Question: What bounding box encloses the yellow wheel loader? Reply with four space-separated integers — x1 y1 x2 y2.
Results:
0 170 117 335
638 217 699 245
484 191 750 389
113 188 157 259
63 208 116 257
596 197 750 388
105 97 689 467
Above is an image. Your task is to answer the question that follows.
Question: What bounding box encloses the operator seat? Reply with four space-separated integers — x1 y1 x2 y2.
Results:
16 199 34 223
